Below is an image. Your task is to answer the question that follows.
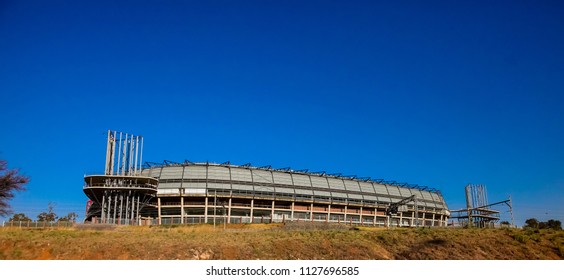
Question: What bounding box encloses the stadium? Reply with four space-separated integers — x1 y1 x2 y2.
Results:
83 131 450 227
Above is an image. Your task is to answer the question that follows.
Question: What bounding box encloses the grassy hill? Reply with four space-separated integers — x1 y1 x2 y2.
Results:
1 223 563 260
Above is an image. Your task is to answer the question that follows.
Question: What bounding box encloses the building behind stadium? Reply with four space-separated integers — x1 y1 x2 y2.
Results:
83 131 450 226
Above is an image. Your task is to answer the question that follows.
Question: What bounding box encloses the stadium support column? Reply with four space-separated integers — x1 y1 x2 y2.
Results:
250 199 254 223
310 203 314 221
327 205 331 222
113 193 118 223
180 196 184 224
157 197 162 225
399 211 403 227
101 194 106 223
344 205 348 221
291 202 295 221
271 201 275 221
204 197 209 223
360 206 363 224
227 198 232 224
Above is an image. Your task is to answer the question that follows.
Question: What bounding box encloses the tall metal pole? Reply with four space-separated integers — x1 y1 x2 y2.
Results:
134 136 139 175
116 132 122 175
509 195 515 227
139 137 144 173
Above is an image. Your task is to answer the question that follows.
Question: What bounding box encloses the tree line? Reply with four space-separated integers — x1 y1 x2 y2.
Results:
8 204 78 223
524 218 562 230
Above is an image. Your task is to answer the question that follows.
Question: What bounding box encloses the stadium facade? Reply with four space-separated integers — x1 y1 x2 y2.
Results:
83 131 450 227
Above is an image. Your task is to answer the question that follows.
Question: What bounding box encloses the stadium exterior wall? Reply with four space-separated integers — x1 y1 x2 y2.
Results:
84 162 450 227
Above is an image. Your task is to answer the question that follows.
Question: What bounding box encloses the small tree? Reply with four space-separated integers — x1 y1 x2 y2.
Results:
37 203 57 222
58 212 78 223
9 213 31 222
546 219 562 230
524 218 539 229
0 160 29 216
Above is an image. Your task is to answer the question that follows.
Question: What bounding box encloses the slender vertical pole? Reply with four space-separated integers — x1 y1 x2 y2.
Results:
113 193 118 224
101 193 106 222
509 195 515 227
134 136 139 175
122 133 128 175
250 199 254 223
136 194 140 225
129 134 134 175
204 197 208 223
130 194 135 224
181 196 184 224
227 198 232 224
116 132 122 175
213 190 217 229
139 137 144 173
125 192 130 222
111 131 116 175
105 130 113 175
157 197 162 225
106 194 112 223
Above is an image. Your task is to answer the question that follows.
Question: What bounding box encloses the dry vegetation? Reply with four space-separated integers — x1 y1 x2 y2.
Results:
1 222 563 260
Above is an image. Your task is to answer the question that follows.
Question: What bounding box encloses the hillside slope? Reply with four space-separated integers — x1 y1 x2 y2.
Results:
1 224 562 260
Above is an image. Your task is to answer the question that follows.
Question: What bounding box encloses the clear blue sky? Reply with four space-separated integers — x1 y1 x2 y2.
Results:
1 0 563 226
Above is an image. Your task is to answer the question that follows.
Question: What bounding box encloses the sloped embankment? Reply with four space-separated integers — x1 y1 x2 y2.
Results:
0 224 562 260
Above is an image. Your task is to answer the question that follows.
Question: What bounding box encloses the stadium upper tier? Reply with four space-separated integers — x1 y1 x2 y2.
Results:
140 161 448 211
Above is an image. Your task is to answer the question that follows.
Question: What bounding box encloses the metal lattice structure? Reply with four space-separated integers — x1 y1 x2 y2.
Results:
450 184 514 228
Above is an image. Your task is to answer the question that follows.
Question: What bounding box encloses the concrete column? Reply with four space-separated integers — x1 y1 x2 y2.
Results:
310 203 314 221
327 204 331 222
291 201 295 221
180 196 184 224
113 193 118 223
101 194 106 222
157 197 162 225
271 200 275 221
227 198 232 224
344 205 348 221
399 211 403 227
373 208 376 226
360 206 363 225
250 199 254 223
432 213 436 227
204 197 208 223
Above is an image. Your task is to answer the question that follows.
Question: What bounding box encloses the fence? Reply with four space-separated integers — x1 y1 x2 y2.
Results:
2 220 75 228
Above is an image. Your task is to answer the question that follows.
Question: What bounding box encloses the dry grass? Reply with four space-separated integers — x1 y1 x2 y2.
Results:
1 224 563 260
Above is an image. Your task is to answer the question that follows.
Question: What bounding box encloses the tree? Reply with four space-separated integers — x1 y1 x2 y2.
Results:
524 218 539 229
546 219 562 230
58 212 78 223
9 213 31 222
37 203 57 222
0 160 29 216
